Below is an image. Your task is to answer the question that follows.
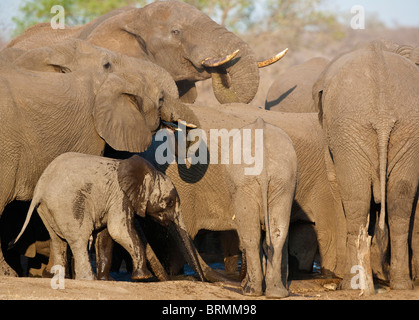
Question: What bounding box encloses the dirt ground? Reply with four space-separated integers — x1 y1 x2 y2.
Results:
0 276 418 300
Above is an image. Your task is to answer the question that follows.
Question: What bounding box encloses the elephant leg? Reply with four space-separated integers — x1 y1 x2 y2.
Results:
95 228 114 280
234 192 263 296
265 216 289 298
332 149 373 291
67 236 95 280
387 160 417 290
35 206 68 277
107 208 152 281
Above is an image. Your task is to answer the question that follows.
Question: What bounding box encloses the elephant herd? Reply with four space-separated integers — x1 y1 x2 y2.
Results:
0 0 418 299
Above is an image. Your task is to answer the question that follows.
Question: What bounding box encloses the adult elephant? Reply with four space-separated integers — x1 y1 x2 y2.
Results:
138 103 347 281
265 41 418 114
265 57 329 112
0 39 197 276
313 41 419 292
6 0 286 104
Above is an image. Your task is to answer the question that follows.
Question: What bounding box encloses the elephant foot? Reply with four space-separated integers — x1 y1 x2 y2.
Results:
340 275 358 290
265 285 289 299
390 278 414 290
0 260 18 277
42 268 55 278
97 273 115 281
131 268 153 281
241 279 263 297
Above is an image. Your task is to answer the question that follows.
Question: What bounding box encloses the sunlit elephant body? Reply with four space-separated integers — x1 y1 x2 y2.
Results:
138 103 347 281
313 41 419 291
265 41 418 114
11 153 205 281
265 57 329 112
0 40 196 276
6 1 270 104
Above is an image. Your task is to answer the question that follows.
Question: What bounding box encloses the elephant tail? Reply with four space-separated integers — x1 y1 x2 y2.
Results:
8 198 40 250
375 118 396 231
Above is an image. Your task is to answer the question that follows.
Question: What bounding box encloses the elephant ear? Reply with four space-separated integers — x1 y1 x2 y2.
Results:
13 39 92 73
117 155 156 217
93 73 155 153
13 46 68 72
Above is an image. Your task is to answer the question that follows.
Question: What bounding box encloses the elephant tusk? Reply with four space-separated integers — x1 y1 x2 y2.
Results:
161 120 197 132
257 48 288 68
177 119 197 129
161 121 183 132
201 49 240 68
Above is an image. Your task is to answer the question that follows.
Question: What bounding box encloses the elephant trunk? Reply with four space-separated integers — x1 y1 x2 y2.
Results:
160 95 200 129
209 37 260 104
169 218 205 282
189 19 260 104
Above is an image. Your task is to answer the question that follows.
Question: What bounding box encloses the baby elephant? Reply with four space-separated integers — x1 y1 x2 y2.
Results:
11 152 204 280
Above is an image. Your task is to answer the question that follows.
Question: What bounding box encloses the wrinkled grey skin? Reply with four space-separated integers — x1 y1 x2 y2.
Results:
230 119 297 298
265 57 329 112
11 153 205 281
266 41 418 114
144 117 297 298
0 39 197 276
0 40 199 127
6 1 261 104
313 41 419 291
139 104 347 287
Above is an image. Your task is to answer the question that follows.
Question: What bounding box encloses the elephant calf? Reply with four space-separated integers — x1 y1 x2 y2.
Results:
229 119 298 298
11 152 204 281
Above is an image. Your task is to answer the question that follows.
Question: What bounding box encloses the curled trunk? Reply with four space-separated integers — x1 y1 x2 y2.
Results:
209 40 260 104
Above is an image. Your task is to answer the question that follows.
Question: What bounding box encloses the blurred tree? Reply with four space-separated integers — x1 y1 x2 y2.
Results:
184 0 254 31
262 0 344 44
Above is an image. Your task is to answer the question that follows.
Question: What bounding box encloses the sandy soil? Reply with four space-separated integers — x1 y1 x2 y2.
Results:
0 276 418 300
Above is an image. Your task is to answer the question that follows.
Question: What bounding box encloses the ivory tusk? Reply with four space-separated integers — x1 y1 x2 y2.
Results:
258 48 288 68
201 49 240 68
177 119 197 129
161 120 197 132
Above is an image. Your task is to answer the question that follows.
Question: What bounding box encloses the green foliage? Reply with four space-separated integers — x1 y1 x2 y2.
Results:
183 0 255 31
11 0 149 37
262 0 344 43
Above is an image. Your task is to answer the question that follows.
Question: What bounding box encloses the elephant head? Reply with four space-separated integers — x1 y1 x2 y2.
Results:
81 0 286 104
12 39 200 151
117 155 205 281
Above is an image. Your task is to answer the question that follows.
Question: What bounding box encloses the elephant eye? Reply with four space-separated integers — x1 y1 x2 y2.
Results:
103 62 112 70
171 29 181 36
167 199 174 207
51 65 70 73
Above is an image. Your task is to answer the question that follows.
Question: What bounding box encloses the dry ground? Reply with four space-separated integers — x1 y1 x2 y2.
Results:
0 276 418 300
